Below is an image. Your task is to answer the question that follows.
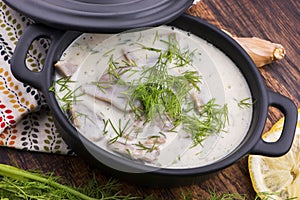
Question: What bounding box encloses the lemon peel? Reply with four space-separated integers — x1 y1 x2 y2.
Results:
248 109 300 200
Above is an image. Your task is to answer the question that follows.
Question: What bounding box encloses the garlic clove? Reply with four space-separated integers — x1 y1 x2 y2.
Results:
223 30 286 67
234 37 286 67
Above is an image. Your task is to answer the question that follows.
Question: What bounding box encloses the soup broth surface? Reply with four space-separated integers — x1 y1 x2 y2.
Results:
55 26 253 169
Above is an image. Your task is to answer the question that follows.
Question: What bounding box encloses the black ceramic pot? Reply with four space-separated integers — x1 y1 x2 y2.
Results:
11 14 297 186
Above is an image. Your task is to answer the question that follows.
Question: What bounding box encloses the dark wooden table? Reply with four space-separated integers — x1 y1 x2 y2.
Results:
1 0 299 199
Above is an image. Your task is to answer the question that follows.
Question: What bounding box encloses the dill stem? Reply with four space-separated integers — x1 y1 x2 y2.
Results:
0 164 97 200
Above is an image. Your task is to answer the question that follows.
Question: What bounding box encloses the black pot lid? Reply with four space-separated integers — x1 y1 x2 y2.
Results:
3 0 194 32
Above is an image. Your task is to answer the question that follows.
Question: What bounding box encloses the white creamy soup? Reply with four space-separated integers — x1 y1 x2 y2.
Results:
54 26 253 169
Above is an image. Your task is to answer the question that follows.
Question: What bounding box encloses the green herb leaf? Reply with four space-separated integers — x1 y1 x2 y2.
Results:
237 97 253 109
0 164 139 200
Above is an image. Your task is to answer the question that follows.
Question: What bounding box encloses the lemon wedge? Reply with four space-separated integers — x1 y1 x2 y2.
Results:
248 109 300 200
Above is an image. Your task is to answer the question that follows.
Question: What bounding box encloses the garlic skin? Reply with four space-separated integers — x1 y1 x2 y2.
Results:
234 37 286 67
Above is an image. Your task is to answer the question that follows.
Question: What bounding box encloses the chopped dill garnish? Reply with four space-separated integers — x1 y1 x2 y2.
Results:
92 81 111 93
158 132 167 138
60 31 230 151
49 76 83 112
90 49 99 54
100 33 228 147
152 30 159 45
73 110 94 125
49 76 74 93
137 32 142 42
183 99 228 146
160 34 195 66
102 119 109 135
126 149 133 159
107 55 121 79
237 97 253 109
130 83 182 124
139 45 162 53
103 48 115 57
121 34 201 127
134 141 158 153
182 71 202 91
108 119 131 144
121 58 137 67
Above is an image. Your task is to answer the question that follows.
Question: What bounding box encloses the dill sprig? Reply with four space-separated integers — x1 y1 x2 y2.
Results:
206 190 246 200
237 97 253 109
152 31 159 45
92 81 112 93
49 76 82 112
131 82 182 124
160 34 195 67
108 119 131 144
183 99 228 146
124 34 201 126
107 55 121 80
102 119 110 135
0 164 139 200
49 76 75 93
134 141 158 153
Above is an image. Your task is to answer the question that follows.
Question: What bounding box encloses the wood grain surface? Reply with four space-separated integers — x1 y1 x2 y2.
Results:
0 0 299 199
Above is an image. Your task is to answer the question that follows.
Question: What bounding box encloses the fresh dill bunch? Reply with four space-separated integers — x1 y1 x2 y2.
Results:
0 172 85 200
0 164 140 200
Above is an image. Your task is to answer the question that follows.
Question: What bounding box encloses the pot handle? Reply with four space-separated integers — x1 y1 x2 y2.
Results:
11 23 65 91
250 90 298 156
